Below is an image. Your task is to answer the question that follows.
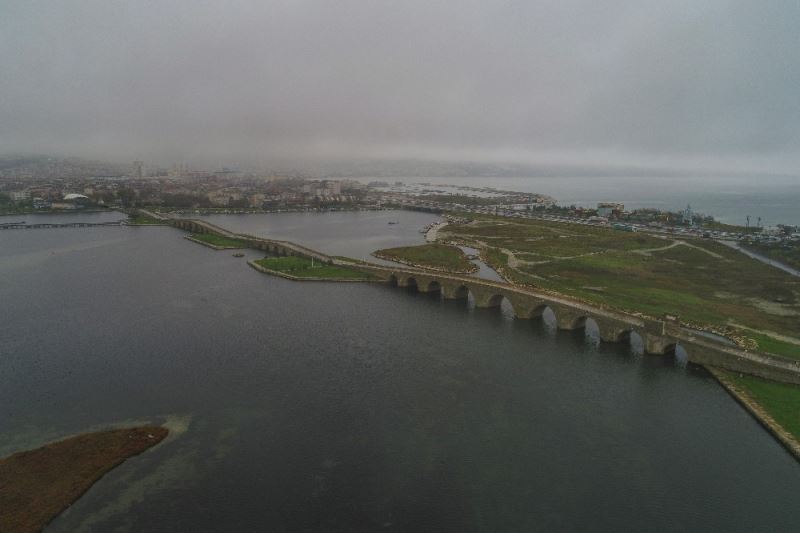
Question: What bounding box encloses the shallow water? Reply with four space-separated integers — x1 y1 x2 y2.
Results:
1 223 798 532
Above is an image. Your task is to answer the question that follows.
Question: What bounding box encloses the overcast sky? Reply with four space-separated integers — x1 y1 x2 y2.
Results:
1 0 799 173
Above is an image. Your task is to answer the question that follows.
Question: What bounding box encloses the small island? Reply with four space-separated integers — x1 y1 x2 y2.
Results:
250 256 378 281
0 426 168 532
372 243 478 274
186 233 248 249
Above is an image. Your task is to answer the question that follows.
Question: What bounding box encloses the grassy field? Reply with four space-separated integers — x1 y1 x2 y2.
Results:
721 371 800 442
127 215 164 224
189 233 248 248
373 243 476 272
741 331 800 359
441 215 800 356
0 426 167 532
255 256 377 280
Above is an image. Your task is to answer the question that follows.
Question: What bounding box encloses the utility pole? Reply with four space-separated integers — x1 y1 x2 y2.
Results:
746 215 750 233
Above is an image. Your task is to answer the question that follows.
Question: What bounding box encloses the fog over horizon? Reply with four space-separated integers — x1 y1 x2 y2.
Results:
2 1 799 175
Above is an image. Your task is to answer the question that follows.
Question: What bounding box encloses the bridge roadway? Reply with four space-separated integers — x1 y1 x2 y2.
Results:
170 217 800 385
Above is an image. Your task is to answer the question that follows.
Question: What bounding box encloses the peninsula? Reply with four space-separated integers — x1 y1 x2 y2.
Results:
0 426 168 532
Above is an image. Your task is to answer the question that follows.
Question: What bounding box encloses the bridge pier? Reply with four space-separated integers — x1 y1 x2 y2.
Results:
471 287 503 308
596 320 632 343
441 283 469 299
551 306 586 330
396 276 415 289
507 297 546 319
415 278 440 293
644 334 672 355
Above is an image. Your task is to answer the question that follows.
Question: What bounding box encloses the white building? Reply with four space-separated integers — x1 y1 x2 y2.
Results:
10 190 31 201
597 202 623 217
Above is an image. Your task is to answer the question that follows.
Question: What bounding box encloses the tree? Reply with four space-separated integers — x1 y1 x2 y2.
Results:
117 188 137 207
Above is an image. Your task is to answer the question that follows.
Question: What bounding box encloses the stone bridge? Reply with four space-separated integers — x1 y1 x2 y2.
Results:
165 215 800 385
352 265 800 385
170 217 333 264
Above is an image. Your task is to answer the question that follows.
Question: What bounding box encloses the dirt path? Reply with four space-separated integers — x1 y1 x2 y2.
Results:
633 240 682 256
633 239 726 259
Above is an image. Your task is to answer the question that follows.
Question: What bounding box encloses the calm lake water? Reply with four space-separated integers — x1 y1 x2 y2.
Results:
201 209 441 263
198 210 504 281
1 214 799 532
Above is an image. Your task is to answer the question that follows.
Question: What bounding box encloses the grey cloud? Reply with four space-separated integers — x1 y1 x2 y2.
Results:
1 0 799 173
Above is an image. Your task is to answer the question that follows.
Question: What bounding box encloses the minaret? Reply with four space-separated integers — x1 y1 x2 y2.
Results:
683 203 693 226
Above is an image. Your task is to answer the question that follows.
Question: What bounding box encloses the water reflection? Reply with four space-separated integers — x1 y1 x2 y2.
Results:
584 317 601 348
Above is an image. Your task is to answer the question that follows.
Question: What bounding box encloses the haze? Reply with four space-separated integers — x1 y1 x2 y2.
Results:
2 0 799 174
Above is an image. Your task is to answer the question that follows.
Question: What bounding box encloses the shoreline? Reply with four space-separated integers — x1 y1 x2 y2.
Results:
425 221 448 242
707 367 800 462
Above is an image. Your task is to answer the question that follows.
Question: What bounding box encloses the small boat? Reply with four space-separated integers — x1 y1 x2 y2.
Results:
388 221 399 225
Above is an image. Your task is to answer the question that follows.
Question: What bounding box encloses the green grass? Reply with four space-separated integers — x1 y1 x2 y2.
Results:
373 243 475 272
743 332 800 360
190 233 248 248
127 215 164 225
445 217 666 257
255 256 377 280
722 371 800 441
441 215 800 337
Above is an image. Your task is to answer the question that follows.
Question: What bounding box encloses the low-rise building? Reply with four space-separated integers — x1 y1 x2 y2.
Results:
10 190 31 202
597 202 624 218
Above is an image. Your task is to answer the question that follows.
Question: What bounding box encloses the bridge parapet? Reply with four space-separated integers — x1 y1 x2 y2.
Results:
440 280 469 299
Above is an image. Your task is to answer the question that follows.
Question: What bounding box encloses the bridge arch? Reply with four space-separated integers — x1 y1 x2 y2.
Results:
400 276 419 290
615 329 645 355
664 342 690 367
423 280 442 294
484 294 506 308
584 317 601 345
547 305 587 330
441 283 469 300
523 303 558 329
